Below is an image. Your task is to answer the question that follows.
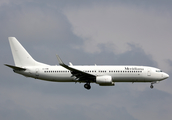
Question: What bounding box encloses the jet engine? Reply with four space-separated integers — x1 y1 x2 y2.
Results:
96 75 114 86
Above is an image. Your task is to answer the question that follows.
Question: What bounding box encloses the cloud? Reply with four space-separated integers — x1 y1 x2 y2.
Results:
64 3 172 71
0 2 84 65
127 89 172 120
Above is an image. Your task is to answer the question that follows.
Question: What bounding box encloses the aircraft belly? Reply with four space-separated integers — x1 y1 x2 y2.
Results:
39 74 74 82
112 74 145 82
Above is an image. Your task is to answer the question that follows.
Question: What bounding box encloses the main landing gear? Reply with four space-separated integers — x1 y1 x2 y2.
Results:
84 82 91 90
150 83 154 89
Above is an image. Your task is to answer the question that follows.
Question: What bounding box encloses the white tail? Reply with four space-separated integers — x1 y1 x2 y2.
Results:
8 37 48 67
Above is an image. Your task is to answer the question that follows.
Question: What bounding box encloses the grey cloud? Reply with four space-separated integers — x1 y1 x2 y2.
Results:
130 89 172 120
68 43 157 67
166 59 172 67
0 99 33 120
1 1 172 120
0 2 83 65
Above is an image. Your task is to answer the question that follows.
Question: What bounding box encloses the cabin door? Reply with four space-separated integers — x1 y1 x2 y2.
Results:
147 68 151 76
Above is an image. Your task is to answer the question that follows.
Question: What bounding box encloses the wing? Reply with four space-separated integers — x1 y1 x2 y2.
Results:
56 55 96 83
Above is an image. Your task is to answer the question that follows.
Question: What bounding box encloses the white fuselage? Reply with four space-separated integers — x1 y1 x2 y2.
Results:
6 37 169 89
14 65 168 83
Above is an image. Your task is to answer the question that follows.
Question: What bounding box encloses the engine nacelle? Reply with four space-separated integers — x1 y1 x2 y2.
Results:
96 75 114 86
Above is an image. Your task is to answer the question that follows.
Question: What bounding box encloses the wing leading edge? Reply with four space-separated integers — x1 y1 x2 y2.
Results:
56 55 96 83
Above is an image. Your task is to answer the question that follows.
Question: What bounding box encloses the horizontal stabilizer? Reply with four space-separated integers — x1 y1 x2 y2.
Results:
4 64 26 71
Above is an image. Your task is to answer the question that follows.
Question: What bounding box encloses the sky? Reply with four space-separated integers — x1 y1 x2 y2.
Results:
1 0 172 120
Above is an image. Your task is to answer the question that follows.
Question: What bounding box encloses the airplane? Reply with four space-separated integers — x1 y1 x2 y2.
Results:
5 37 169 90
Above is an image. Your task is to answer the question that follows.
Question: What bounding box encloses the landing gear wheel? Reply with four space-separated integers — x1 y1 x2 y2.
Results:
84 83 91 90
150 84 154 89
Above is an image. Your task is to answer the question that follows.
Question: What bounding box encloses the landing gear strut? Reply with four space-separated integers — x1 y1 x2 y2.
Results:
150 82 156 89
84 83 91 90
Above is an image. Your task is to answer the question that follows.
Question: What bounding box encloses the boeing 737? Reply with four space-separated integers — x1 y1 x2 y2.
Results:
5 37 169 90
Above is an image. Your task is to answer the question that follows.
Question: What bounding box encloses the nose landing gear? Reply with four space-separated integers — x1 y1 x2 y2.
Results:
84 83 91 90
150 81 158 89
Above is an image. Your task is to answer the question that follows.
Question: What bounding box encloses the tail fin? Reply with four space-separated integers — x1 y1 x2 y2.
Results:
8 37 48 67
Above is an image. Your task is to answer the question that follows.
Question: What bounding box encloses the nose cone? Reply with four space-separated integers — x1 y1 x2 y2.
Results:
163 73 169 79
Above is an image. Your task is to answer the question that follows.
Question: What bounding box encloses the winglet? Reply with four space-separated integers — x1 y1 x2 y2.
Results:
56 55 65 65
69 62 73 66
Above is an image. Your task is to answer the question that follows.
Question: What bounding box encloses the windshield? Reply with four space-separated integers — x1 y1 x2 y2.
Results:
156 69 162 72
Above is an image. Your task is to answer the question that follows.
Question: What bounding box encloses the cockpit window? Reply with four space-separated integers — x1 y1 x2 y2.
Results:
156 70 162 72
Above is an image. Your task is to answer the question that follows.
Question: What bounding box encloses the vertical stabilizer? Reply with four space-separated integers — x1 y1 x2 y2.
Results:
8 37 48 67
